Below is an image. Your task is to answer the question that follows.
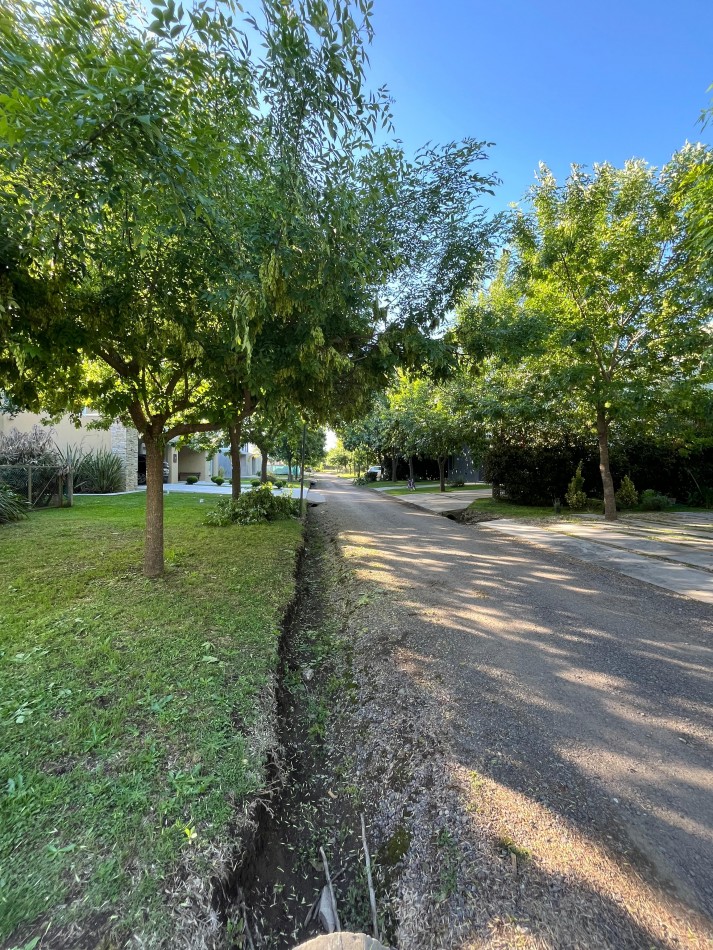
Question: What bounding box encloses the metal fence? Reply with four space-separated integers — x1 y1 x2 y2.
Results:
0 464 74 508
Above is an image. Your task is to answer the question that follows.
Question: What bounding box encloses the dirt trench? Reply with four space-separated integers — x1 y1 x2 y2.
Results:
220 509 391 949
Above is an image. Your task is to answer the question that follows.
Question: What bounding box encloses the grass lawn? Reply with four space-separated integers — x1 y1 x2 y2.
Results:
0 493 302 948
467 497 562 518
382 482 491 495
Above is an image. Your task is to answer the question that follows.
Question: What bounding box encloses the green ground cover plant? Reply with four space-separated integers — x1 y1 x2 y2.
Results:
0 493 302 946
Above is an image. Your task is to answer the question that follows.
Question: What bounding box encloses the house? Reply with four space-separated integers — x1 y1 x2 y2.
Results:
0 411 228 490
0 410 269 488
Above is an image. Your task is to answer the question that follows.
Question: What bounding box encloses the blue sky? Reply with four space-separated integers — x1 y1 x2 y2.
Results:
364 0 713 209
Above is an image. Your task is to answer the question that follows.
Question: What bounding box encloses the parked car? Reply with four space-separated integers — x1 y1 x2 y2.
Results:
137 457 170 485
366 465 382 482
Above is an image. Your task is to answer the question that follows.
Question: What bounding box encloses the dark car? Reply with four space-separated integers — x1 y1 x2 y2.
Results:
137 457 170 485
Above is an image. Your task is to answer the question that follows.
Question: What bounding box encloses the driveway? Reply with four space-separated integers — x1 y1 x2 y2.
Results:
312 475 713 943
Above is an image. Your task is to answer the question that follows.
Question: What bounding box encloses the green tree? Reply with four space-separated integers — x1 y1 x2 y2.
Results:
0 0 392 574
386 376 465 492
458 157 713 520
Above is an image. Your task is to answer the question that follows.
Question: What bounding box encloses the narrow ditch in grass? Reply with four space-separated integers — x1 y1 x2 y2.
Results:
214 510 377 949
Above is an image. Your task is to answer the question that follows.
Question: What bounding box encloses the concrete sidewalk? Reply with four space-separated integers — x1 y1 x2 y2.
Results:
480 518 713 605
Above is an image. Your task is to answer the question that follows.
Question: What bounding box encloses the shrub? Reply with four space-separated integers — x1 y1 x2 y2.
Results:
352 475 367 486
0 485 28 524
211 476 225 486
75 449 125 493
273 479 286 489
185 475 198 485
0 425 57 465
686 486 713 508
639 489 673 511
250 478 262 488
586 496 605 514
565 462 587 510
204 484 300 526
264 472 278 484
616 475 638 509
55 444 85 474
447 477 465 487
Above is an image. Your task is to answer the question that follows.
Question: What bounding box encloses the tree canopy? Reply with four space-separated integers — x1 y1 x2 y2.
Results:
457 155 713 519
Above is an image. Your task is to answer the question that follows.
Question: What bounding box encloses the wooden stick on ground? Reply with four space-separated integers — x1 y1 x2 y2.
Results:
240 901 256 950
319 846 341 932
361 813 380 941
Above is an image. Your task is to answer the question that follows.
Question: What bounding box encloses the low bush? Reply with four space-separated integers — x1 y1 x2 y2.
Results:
211 476 225 486
686 486 713 508
616 475 639 509
273 479 286 489
204 484 300 526
586 496 604 514
185 475 198 485
0 485 28 524
565 462 587 510
250 478 262 487
352 475 368 486
639 489 674 511
447 477 465 487
75 449 125 493
0 425 57 465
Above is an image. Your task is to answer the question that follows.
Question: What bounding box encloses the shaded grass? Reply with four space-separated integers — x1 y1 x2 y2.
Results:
467 497 561 518
0 493 302 946
383 482 491 495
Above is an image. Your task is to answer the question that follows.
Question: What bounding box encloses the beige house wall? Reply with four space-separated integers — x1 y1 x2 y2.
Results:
0 411 113 452
177 447 211 482
0 412 138 491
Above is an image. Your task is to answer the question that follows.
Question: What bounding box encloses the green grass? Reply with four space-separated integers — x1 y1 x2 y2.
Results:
383 482 491 495
0 493 302 947
467 497 561 518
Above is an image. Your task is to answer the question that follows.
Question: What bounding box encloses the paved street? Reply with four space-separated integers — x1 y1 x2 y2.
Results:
315 475 713 934
381 485 713 604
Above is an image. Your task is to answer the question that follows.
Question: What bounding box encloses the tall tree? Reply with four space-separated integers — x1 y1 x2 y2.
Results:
458 157 713 520
0 0 393 574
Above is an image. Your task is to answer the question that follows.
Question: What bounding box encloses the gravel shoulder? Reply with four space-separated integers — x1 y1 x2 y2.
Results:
313 476 713 949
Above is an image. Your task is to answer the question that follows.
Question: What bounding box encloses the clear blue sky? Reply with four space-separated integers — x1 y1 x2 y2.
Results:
364 0 713 209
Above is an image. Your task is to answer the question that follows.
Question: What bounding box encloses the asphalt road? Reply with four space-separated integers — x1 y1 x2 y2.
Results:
317 476 713 926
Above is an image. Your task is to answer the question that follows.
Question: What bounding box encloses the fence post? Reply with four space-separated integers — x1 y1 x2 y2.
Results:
27 465 32 506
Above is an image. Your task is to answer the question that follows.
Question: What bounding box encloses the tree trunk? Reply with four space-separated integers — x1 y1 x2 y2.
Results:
144 435 165 578
438 457 446 493
391 450 398 482
596 408 617 521
260 448 268 483
408 455 414 481
229 421 242 499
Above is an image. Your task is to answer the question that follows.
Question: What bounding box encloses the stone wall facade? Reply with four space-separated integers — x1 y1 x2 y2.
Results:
110 422 138 491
